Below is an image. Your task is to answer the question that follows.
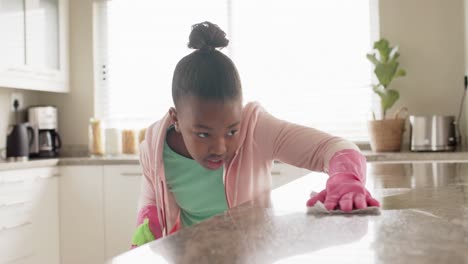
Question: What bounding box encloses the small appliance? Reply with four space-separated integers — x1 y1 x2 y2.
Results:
6 123 34 161
409 76 468 152
409 115 456 151
5 99 34 161
28 106 62 158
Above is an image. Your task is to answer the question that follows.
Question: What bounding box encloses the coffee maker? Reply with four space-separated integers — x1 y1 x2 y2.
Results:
28 106 62 158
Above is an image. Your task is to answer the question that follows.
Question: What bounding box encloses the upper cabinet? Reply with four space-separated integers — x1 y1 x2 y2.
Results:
0 0 69 93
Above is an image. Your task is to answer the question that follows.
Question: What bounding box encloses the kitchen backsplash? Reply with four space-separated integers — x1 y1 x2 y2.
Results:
0 88 40 150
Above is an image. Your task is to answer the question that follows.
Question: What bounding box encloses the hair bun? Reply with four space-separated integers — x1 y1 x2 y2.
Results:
188 21 229 51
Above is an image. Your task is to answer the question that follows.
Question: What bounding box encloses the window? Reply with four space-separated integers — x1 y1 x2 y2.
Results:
94 0 379 142
94 0 229 129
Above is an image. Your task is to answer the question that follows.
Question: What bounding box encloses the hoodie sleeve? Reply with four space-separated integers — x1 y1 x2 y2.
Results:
254 106 360 172
132 126 163 248
137 132 157 211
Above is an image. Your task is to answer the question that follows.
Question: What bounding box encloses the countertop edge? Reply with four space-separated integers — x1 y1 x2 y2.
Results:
1 151 468 171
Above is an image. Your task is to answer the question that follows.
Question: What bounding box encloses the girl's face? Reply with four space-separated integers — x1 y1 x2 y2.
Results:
170 96 242 170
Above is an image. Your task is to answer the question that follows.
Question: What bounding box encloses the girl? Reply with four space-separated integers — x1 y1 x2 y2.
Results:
131 21 379 247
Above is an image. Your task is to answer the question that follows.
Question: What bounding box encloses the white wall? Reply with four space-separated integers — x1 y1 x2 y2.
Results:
37 0 95 148
379 0 466 144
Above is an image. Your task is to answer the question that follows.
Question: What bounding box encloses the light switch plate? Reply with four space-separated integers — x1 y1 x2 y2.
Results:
11 92 24 112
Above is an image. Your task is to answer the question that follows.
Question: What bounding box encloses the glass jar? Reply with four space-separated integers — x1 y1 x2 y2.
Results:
122 129 137 154
105 128 121 156
88 118 105 156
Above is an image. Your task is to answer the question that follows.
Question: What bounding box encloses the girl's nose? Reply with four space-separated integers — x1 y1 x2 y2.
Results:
210 137 227 155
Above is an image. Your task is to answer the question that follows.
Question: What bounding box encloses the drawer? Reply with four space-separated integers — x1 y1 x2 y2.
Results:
0 181 36 205
0 221 33 263
0 167 59 182
0 202 33 232
0 167 59 205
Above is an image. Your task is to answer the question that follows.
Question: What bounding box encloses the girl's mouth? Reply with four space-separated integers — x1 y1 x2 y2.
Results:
206 159 224 170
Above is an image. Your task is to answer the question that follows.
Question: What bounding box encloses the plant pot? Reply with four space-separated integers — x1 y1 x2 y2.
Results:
368 118 405 152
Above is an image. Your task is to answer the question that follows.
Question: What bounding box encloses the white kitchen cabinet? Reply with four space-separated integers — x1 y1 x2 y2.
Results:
103 165 142 260
271 162 311 189
0 167 60 264
31 168 60 264
59 166 105 264
0 0 69 92
59 165 142 263
0 1 25 69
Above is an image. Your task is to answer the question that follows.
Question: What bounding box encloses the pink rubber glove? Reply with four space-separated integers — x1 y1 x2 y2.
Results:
131 205 163 248
306 149 380 212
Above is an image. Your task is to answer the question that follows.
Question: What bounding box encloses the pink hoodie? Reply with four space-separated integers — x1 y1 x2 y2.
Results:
137 102 360 237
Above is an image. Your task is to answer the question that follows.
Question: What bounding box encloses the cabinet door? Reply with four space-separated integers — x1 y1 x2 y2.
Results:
103 165 142 260
0 167 59 264
59 166 105 264
0 0 69 92
0 0 25 70
25 0 60 70
31 169 60 264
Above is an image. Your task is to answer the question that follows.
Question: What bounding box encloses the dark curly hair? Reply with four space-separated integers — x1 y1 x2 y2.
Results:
172 21 242 106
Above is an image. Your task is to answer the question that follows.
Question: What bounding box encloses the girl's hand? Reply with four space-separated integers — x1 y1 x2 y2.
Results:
306 149 380 212
131 205 162 248
306 173 380 212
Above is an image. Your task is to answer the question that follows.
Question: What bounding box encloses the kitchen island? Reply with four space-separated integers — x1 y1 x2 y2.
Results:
110 162 468 264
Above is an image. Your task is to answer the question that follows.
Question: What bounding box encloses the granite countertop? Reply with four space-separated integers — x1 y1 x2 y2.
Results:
1 149 468 171
0 156 139 171
362 149 468 162
110 162 468 264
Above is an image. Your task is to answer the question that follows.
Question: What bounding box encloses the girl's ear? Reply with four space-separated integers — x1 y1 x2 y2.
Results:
169 107 180 132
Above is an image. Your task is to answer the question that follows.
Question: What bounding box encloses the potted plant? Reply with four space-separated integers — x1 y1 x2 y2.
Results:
366 38 407 152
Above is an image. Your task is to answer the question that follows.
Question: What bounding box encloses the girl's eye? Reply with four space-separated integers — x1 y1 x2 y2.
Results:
227 130 238 136
196 133 209 138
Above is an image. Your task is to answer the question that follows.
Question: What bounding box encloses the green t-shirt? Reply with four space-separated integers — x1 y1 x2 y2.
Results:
163 138 228 227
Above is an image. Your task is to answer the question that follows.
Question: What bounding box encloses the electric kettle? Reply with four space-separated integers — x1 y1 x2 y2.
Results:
6 123 34 161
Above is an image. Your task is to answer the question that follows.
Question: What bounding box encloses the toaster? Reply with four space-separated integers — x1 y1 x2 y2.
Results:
409 115 457 151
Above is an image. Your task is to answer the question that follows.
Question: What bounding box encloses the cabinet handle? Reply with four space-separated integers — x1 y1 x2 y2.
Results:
0 179 28 184
8 253 35 263
0 201 30 209
0 221 32 233
0 173 60 184
39 173 61 179
121 173 141 177
271 171 281 175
